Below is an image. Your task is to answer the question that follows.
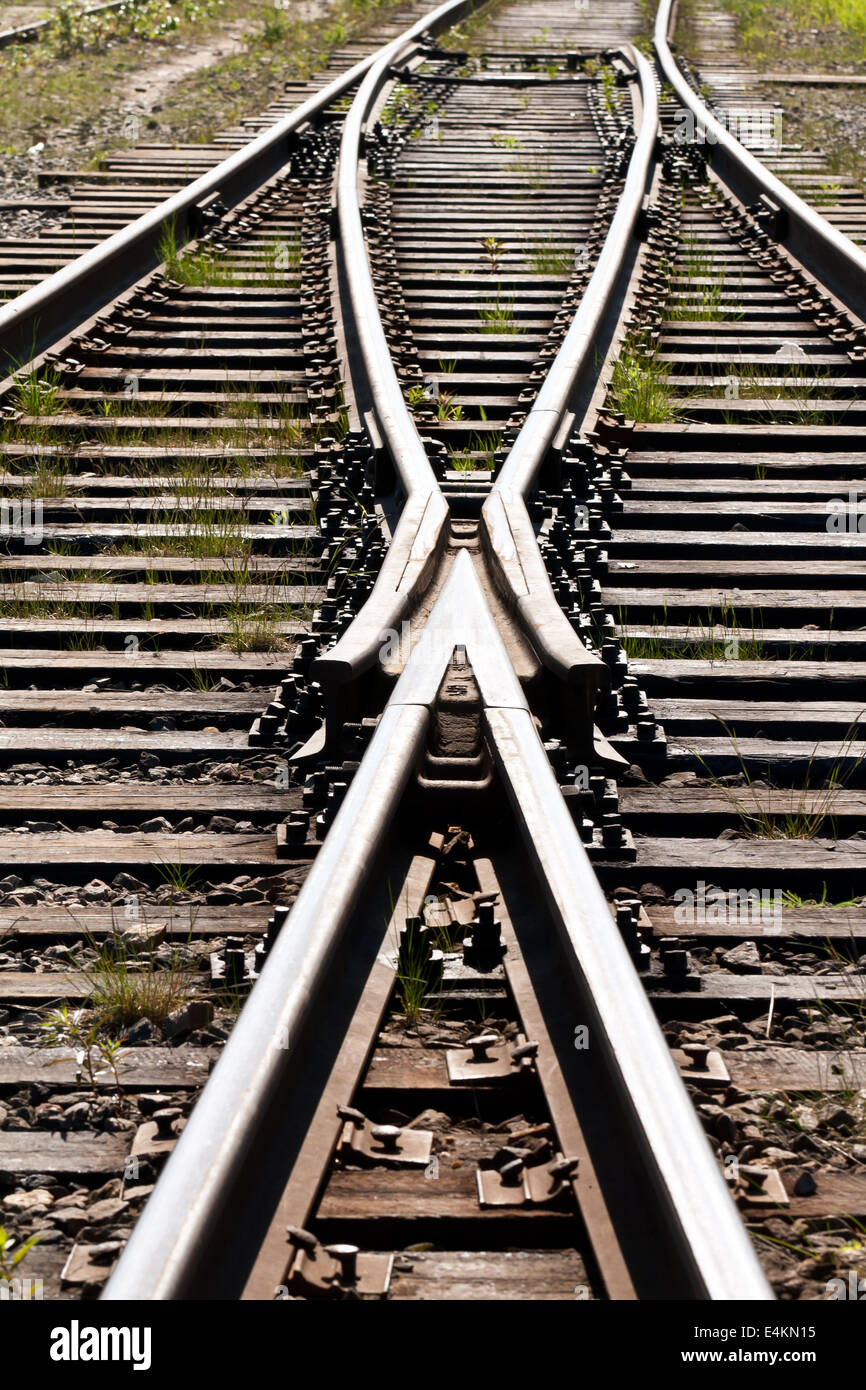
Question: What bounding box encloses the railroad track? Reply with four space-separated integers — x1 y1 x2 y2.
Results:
0 2 441 298
677 0 866 250
0 0 147 53
0 0 864 1311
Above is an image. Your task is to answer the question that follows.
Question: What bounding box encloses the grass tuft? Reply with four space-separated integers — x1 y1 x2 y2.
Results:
610 344 681 422
476 290 523 335
699 716 866 840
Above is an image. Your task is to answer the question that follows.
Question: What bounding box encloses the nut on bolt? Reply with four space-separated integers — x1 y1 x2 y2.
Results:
601 813 624 848
659 936 689 976
499 1158 525 1187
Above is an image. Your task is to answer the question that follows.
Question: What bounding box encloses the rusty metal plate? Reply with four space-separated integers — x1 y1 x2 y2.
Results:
726 1164 789 1210
446 1032 532 1084
673 1046 731 1091
337 1120 432 1169
61 1241 122 1288
476 1154 578 1209
130 1116 185 1162
288 1247 393 1299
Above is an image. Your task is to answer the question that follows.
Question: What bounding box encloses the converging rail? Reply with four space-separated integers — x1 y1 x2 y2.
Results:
1 0 864 1307
102 2 771 1302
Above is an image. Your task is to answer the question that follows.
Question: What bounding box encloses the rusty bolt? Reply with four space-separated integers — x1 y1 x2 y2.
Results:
337 1104 366 1127
371 1124 402 1153
682 1043 711 1070
152 1108 181 1139
286 1225 317 1251
466 1033 499 1061
325 1243 359 1283
499 1158 525 1187
663 949 689 977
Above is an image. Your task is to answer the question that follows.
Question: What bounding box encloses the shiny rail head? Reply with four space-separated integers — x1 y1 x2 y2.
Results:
305 0 488 691
653 0 866 321
321 38 653 698
478 41 655 700
491 42 658 500
103 549 772 1302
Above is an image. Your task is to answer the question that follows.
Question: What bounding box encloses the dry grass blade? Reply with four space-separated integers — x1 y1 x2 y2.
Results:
700 713 866 840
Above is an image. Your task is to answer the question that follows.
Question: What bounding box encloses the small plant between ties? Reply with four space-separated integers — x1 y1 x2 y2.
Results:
479 235 507 273
698 714 866 841
38 1001 128 1098
610 342 682 423
476 290 522 335
0 1227 41 1295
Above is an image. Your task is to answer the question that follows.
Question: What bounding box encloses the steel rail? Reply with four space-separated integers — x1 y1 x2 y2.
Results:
330 553 771 1301
315 38 655 699
0 0 148 50
101 554 527 1302
312 0 482 691
485 689 771 1301
482 43 656 693
492 47 656 499
103 698 429 1299
104 549 774 1301
104 13 773 1295
655 0 866 321
0 24 428 369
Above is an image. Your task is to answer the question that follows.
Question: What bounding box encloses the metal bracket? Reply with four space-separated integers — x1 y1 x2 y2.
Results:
477 1153 579 1208
446 1032 537 1084
589 824 637 860
673 1044 730 1091
131 1108 185 1162
725 1164 789 1211
747 193 788 241
61 1241 122 1289
336 1108 433 1169
286 1229 392 1298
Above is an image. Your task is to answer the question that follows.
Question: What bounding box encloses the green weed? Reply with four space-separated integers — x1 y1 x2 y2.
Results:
476 291 522 334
